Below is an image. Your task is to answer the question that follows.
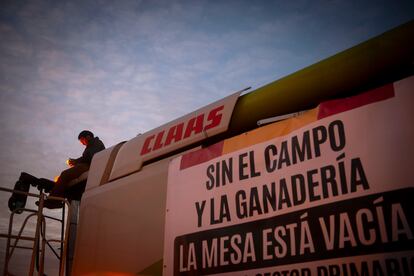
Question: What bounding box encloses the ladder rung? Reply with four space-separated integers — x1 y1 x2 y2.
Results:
0 233 35 241
11 245 38 250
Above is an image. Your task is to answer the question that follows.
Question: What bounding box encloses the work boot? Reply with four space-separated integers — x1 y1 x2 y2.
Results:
8 180 30 213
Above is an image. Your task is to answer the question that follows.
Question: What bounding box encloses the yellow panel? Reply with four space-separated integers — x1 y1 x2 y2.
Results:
223 108 318 154
229 20 414 134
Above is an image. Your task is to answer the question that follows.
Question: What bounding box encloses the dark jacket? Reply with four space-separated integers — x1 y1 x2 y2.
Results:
74 137 105 165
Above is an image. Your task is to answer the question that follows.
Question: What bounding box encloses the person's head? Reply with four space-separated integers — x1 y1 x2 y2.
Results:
78 130 94 146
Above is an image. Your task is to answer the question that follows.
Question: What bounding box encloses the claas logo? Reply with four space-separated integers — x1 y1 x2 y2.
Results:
140 105 224 155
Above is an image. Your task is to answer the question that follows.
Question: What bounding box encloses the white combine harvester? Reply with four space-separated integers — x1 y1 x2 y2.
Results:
1 20 414 276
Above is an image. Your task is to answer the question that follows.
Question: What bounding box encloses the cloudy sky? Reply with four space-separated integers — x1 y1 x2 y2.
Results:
0 0 413 274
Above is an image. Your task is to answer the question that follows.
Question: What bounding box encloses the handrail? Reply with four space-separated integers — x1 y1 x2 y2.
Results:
0 186 71 276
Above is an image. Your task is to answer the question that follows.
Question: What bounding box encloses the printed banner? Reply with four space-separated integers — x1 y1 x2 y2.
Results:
163 76 414 275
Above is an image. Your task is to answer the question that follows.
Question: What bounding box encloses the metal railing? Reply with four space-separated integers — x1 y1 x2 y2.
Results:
0 186 72 276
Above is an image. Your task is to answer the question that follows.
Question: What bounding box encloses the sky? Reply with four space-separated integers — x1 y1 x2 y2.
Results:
0 0 413 274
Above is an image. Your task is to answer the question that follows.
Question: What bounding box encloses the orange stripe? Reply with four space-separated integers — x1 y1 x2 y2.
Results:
222 108 318 154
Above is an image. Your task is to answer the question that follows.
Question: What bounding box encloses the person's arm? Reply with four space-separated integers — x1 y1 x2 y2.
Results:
67 152 89 166
70 139 105 165
73 150 92 165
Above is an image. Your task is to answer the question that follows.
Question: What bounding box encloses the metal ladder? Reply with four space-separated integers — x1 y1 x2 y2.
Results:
0 186 73 276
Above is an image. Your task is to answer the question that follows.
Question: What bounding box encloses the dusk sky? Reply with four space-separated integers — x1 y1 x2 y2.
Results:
0 0 413 274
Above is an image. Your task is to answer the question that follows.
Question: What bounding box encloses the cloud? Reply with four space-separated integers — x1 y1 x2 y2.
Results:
1 0 413 182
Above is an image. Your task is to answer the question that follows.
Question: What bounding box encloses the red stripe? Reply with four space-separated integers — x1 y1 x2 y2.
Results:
180 141 224 170
318 83 395 119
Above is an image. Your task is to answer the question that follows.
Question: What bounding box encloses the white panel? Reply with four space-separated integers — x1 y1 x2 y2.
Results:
109 92 240 181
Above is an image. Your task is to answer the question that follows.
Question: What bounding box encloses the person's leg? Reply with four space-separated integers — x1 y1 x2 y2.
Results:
17 172 55 192
49 164 89 198
18 172 40 185
36 178 55 193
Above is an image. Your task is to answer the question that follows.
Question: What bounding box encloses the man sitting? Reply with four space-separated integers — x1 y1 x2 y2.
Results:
14 130 105 209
